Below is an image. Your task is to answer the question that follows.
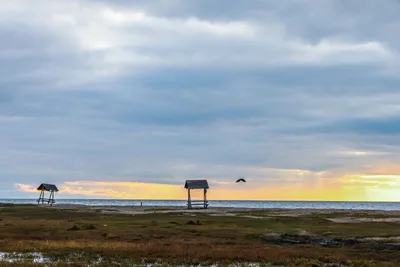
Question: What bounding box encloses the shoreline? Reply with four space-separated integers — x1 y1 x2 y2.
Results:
1 199 399 211
3 203 400 216
3 198 400 203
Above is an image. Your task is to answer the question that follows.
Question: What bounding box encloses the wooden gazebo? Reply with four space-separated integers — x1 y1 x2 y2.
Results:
184 180 209 209
37 183 59 206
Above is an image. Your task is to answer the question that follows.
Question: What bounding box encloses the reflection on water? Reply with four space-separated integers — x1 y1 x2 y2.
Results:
0 252 48 263
0 252 349 266
0 252 269 266
1 199 400 210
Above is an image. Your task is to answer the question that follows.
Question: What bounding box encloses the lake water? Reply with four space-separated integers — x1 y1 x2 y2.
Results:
1 199 400 211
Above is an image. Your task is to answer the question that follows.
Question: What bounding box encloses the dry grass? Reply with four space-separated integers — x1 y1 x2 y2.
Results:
0 205 399 266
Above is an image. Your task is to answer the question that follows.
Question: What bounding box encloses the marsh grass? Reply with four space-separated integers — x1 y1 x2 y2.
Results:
0 205 399 266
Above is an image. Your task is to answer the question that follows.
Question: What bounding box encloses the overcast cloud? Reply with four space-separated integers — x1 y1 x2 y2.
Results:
1 0 400 198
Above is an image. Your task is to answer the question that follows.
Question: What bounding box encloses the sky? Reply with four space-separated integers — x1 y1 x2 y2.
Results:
1 0 400 201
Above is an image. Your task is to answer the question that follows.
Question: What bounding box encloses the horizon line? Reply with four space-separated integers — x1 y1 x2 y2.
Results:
1 198 400 203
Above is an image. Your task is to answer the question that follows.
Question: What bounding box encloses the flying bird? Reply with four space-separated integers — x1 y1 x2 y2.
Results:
236 177 246 183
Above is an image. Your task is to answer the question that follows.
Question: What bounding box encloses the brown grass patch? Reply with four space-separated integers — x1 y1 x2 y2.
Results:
0 205 399 266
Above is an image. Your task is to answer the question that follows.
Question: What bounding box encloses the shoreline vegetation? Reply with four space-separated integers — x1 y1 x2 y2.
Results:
0 204 399 266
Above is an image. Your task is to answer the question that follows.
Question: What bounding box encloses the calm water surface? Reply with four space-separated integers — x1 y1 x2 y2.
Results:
1 199 399 211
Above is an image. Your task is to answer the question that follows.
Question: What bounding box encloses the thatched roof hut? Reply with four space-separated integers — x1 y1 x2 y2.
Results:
184 180 209 209
37 183 58 206
184 180 209 190
37 183 59 192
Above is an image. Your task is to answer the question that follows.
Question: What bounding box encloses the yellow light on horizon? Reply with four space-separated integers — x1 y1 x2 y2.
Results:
14 170 400 202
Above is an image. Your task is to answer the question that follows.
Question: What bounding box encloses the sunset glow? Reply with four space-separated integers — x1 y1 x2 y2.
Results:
15 172 400 201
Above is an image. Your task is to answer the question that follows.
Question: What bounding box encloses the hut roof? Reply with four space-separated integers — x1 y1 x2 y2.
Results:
184 180 209 189
37 183 59 192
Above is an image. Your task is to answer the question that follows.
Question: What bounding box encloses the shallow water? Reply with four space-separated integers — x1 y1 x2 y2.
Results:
1 199 400 211
0 252 268 266
0 252 350 266
0 252 49 263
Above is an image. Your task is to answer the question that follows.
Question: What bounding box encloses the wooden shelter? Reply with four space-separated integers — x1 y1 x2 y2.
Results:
184 180 209 209
37 183 59 206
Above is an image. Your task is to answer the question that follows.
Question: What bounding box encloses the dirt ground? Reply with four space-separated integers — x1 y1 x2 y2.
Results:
52 204 400 220
1 204 400 266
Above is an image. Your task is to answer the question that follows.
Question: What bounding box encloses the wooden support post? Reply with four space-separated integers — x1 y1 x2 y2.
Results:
38 190 43 205
204 188 207 209
49 191 54 206
188 189 192 209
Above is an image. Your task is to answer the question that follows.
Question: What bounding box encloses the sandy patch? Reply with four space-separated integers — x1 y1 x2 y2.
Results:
208 213 237 217
47 204 400 219
241 215 265 219
328 217 400 223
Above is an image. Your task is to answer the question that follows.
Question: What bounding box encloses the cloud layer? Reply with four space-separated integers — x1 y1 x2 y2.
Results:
1 0 400 200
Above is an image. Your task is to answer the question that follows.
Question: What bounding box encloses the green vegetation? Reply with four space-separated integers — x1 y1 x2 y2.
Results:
0 205 399 266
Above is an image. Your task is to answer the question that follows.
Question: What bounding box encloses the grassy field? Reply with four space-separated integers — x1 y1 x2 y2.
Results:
0 205 399 266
